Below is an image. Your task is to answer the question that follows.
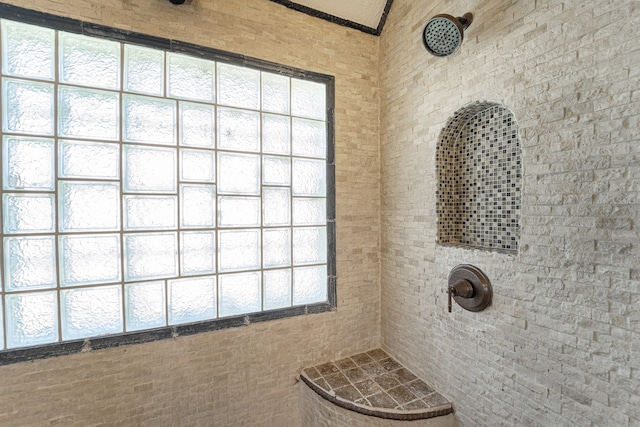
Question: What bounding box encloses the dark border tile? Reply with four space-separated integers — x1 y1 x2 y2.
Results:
265 0 395 36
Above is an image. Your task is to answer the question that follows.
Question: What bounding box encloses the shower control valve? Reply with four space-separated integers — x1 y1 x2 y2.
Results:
447 264 492 313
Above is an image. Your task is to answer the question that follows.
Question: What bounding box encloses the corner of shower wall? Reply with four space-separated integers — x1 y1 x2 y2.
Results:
436 101 522 254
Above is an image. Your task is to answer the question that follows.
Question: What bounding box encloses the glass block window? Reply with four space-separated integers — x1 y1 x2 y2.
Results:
436 101 521 253
0 16 334 352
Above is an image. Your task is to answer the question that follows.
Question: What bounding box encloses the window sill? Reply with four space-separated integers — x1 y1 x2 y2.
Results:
0 302 335 366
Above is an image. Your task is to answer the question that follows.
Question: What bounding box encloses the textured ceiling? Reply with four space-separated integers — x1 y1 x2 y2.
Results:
268 0 393 35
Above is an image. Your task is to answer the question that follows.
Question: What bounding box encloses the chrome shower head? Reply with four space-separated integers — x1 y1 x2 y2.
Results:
422 13 473 57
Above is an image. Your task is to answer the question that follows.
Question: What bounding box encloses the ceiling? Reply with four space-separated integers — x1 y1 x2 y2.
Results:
267 0 394 35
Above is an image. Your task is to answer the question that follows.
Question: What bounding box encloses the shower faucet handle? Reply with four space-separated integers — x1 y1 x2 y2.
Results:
447 279 474 312
447 264 493 313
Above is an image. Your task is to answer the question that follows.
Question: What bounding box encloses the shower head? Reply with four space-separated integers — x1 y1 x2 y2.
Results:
422 13 473 57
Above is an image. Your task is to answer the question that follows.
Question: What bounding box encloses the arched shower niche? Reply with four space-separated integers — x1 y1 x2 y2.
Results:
436 101 522 253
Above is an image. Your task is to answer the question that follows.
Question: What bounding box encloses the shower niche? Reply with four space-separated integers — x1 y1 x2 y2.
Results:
436 101 521 253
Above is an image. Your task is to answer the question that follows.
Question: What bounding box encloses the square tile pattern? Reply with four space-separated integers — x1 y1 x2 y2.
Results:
436 102 521 253
302 349 450 411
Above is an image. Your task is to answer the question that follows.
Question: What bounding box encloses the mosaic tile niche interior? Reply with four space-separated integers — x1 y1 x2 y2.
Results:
436 102 522 253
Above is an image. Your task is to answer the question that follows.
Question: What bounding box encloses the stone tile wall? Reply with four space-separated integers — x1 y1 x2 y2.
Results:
0 0 381 425
380 1 640 426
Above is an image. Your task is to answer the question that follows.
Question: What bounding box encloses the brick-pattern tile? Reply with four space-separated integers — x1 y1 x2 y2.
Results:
381 1 640 426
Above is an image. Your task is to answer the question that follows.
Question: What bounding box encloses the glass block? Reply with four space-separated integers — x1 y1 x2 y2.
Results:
3 194 54 234
264 269 292 310
124 195 177 230
5 291 58 348
263 187 290 226
217 107 260 152
60 234 120 287
124 44 164 96
293 265 327 305
292 158 326 196
59 140 119 179
2 20 55 80
59 32 120 90
293 227 327 265
2 78 54 135
293 198 326 226
292 118 327 158
262 114 290 155
180 102 215 148
180 185 216 228
58 85 119 140
123 94 176 145
219 272 261 317
167 53 215 102
263 228 291 268
218 229 260 273
291 78 326 120
168 276 216 325
124 232 178 281
218 196 260 227
262 72 290 114
217 152 260 195
59 181 120 232
3 136 54 190
181 231 216 276
263 156 290 186
61 285 122 340
123 145 177 193
125 281 166 331
217 63 260 109
180 149 215 182
4 236 56 291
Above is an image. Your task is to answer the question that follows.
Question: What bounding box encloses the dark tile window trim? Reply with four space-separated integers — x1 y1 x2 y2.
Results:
266 0 394 36
0 3 337 366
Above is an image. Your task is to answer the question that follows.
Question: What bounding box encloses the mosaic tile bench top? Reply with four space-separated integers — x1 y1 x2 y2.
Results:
300 349 453 421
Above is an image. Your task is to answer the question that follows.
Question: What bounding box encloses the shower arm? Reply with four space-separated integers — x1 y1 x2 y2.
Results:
456 13 473 30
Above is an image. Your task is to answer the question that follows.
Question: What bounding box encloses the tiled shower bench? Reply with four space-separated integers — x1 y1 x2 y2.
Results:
299 349 455 426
